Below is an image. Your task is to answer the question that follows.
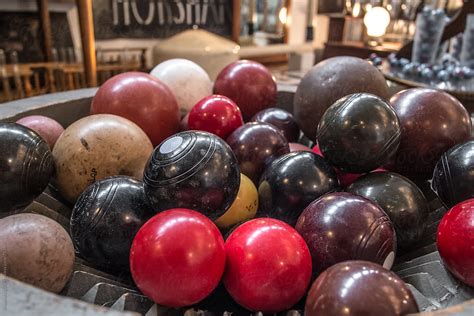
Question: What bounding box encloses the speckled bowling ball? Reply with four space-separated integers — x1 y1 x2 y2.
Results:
296 192 396 276
0 213 75 293
305 261 419 316
143 131 240 220
0 123 54 213
294 56 390 139
52 114 153 203
386 88 471 180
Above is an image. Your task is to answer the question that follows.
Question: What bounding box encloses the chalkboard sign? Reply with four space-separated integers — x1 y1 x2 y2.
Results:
93 0 234 40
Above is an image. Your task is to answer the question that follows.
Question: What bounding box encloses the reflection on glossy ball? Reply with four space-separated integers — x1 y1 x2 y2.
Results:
258 151 339 226
347 172 429 249
130 209 225 307
296 192 396 275
251 107 300 142
0 213 75 293
215 174 258 229
305 261 419 316
70 176 155 271
0 123 54 213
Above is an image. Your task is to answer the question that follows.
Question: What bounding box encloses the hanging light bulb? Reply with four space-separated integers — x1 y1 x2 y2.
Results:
364 6 391 37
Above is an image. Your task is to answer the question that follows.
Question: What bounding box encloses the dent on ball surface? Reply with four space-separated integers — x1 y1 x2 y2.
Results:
0 213 75 293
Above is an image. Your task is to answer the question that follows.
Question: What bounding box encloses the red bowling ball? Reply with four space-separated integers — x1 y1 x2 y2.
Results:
437 199 474 287
91 72 180 146
188 95 244 139
214 60 277 120
130 209 226 307
16 115 64 149
224 218 312 313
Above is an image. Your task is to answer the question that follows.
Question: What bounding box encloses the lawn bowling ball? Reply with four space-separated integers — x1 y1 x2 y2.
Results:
251 108 300 142
188 95 244 139
296 192 396 275
224 218 312 313
259 151 339 226
305 261 419 316
347 172 429 249
70 176 154 271
150 58 212 113
0 213 74 293
294 57 390 139
130 209 225 307
91 72 180 146
432 140 474 208
214 60 277 120
0 123 54 213
317 93 401 173
386 88 471 180
143 131 240 220
16 115 64 149
53 114 153 203
215 173 258 229
226 122 290 184
289 142 312 152
437 199 474 286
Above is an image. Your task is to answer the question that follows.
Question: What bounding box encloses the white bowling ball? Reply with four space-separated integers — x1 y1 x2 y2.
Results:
150 59 213 113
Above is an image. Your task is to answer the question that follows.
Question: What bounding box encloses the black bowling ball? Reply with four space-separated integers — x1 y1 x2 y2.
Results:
143 131 240 220
251 108 300 142
317 93 401 173
347 171 429 249
258 151 339 226
0 123 54 213
70 176 154 271
432 140 474 208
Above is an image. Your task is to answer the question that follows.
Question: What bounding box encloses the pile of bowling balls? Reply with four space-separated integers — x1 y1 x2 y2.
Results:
2 55 474 315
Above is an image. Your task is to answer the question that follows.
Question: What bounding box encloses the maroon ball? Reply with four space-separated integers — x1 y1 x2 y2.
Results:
226 122 290 184
251 108 300 142
386 88 471 180
214 60 277 120
91 72 180 146
305 261 419 316
295 192 396 276
16 115 64 149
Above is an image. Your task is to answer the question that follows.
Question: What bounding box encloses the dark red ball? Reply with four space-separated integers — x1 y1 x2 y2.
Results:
251 108 300 142
296 192 396 276
214 60 277 120
386 88 471 180
188 95 244 139
226 122 290 184
305 261 419 316
130 209 225 307
224 218 312 313
91 72 180 146
437 199 474 286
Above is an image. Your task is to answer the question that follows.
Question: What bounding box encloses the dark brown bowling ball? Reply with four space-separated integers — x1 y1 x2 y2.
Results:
214 60 277 120
91 72 180 146
251 108 300 142
143 131 240 220
386 88 471 180
0 213 75 293
294 56 390 139
295 192 396 276
305 261 419 316
347 172 429 249
226 122 290 184
0 123 54 213
258 152 339 226
317 93 401 173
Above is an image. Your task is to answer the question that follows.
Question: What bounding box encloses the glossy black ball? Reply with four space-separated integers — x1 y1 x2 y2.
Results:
0 123 54 213
347 171 429 249
143 131 240 220
317 93 401 173
432 140 474 208
70 176 154 271
258 151 339 226
251 107 300 142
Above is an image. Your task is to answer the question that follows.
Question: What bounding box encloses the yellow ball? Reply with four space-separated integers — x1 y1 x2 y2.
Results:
215 173 258 229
